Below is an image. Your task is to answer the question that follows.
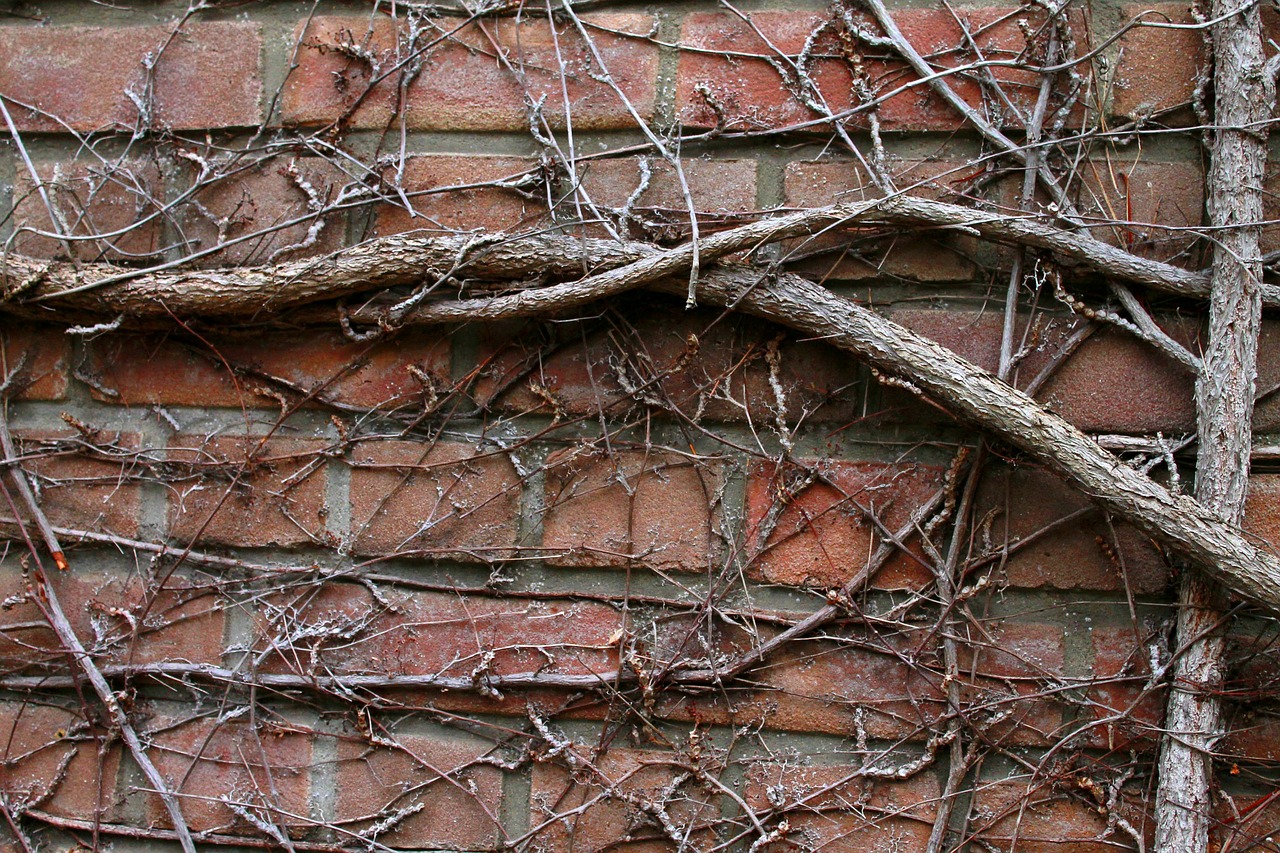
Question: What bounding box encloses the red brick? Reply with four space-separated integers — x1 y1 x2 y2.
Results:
677 9 1084 133
0 568 223 674
349 440 520 559
959 621 1065 679
1252 320 1280 431
1088 625 1164 752
284 14 657 131
83 330 451 412
254 582 620 682
676 12 857 133
143 712 311 835
956 621 1068 747
644 611 756 673
0 700 121 821
1077 159 1204 263
542 447 721 572
780 159 976 281
174 158 348 266
1220 631 1280 762
372 155 547 236
1212 792 1280 853
1 325 69 401
216 330 452 413
744 458 944 590
82 333 245 407
1245 475 1280 555
530 747 718 853
5 430 142 539
576 157 758 237
481 308 864 424
971 780 1152 853
973 466 1170 593
784 158 969 208
744 764 937 851
166 436 329 548
881 6 1089 129
334 730 503 849
880 308 1198 432
1112 5 1204 119
1037 325 1199 433
656 631 946 739
11 160 164 262
888 308 1119 395
0 22 261 132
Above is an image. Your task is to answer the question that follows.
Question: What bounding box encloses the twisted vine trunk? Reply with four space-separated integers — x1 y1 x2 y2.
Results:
1155 3 1276 849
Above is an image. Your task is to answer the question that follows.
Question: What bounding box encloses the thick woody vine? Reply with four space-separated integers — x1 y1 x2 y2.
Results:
0 2 1277 853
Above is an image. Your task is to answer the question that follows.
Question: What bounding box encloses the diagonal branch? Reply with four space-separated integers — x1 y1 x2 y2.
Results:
644 265 1280 616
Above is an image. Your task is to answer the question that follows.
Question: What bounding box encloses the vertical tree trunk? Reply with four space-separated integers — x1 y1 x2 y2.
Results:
1154 3 1274 849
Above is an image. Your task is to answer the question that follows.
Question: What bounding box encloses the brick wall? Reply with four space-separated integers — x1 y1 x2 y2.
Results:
1 2 1278 852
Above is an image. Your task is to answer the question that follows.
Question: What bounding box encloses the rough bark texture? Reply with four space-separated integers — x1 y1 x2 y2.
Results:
653 268 1280 614
9 227 1280 617
1154 2 1276 849
5 195 1271 323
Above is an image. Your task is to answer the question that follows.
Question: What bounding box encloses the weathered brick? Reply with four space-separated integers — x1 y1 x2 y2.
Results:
972 466 1170 593
542 447 721 572
971 780 1152 853
676 12 857 133
1087 624 1165 751
11 160 164 262
0 22 262 132
174 158 349 266
889 308 1139 399
0 325 69 401
1251 320 1280 431
656 631 946 739
348 440 520 559
744 764 938 851
530 747 718 853
0 567 223 674
372 155 547 236
1245 475 1280 556
167 436 330 548
333 730 504 849
959 621 1065 680
577 157 758 236
744 458 944 590
284 14 657 131
782 159 976 281
5 430 142 539
253 582 621 682
83 330 451 412
956 621 1069 747
143 712 311 835
678 8 1084 133
1112 4 1204 120
1219 629 1280 763
1211 792 1280 853
883 309 1202 433
1077 159 1205 262
481 307 865 424
1036 325 1199 433
0 700 121 821
216 329 452 413
82 333 244 407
